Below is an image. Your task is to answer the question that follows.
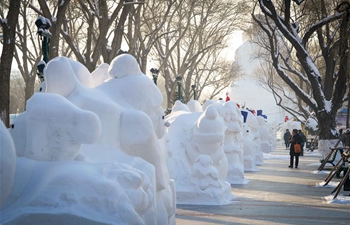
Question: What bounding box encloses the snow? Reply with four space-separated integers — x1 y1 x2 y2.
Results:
0 122 16 208
324 99 332 113
91 63 110 86
306 117 318 131
1 54 349 224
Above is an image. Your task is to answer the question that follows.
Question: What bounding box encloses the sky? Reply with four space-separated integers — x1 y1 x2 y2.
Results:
229 33 288 124
1 54 349 224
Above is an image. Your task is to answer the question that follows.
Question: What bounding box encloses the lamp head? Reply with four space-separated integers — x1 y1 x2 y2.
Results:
37 61 46 74
150 68 159 75
35 16 51 30
176 76 182 83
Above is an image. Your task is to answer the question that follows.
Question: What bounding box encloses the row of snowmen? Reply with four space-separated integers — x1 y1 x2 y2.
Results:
0 54 275 224
165 99 276 204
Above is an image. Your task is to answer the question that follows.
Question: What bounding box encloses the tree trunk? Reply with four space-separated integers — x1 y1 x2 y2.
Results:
316 111 337 140
0 0 21 127
255 0 348 141
24 76 36 111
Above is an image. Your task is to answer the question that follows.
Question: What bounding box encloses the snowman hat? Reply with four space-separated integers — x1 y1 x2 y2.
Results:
241 111 248 123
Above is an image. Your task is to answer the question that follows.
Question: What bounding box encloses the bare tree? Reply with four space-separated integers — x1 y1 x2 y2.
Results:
59 0 134 71
25 0 137 73
253 0 349 140
125 0 177 73
0 0 21 127
190 52 241 101
151 0 247 108
10 70 25 113
13 0 42 110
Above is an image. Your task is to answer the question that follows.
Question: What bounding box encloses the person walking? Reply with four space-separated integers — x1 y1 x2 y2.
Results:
283 129 291 149
298 130 307 156
289 129 303 168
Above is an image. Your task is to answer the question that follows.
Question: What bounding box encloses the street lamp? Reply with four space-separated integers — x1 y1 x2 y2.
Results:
150 68 159 85
35 16 52 81
176 76 182 101
191 84 196 100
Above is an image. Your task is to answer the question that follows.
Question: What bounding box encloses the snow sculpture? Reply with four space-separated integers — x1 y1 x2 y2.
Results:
26 94 100 161
165 105 233 205
256 114 272 153
4 55 176 225
191 155 220 189
243 109 263 165
219 101 245 184
241 111 258 171
268 121 277 151
12 93 101 161
44 56 122 150
96 54 170 190
1 157 154 225
189 105 228 181
96 54 175 224
0 122 16 208
202 99 223 112
91 62 110 86
2 92 157 224
172 100 191 112
100 54 166 139
67 58 95 88
187 100 203 112
8 112 27 157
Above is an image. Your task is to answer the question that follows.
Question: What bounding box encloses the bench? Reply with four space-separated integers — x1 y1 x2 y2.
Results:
320 148 344 166
335 151 349 178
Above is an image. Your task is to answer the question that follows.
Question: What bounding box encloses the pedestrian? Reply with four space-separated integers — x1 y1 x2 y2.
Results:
289 129 303 168
339 128 346 147
298 130 307 156
283 129 291 149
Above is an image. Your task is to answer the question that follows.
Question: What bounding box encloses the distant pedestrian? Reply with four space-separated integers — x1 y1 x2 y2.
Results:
283 129 291 149
298 130 307 156
289 129 303 169
339 128 346 147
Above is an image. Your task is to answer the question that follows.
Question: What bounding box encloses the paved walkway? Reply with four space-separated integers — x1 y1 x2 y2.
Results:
175 146 350 225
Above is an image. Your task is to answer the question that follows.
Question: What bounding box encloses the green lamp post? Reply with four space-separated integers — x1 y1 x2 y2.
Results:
191 84 196 100
150 68 159 85
35 16 51 82
176 76 182 101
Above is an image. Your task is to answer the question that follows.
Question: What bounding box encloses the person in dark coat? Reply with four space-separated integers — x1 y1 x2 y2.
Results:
289 129 303 168
283 129 291 149
298 130 307 156
339 128 347 147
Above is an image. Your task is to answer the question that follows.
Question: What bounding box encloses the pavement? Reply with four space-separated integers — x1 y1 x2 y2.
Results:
175 146 350 225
